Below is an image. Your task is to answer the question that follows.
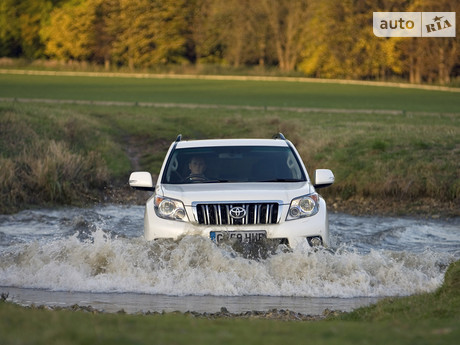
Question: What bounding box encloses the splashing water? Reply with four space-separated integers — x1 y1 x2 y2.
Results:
0 206 457 300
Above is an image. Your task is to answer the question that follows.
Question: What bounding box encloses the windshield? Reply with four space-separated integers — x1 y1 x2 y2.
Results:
162 146 306 184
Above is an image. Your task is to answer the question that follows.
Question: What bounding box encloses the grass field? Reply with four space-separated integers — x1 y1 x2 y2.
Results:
0 71 459 215
1 72 460 113
0 260 458 345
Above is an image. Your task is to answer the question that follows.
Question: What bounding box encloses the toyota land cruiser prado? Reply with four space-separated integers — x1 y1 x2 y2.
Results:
129 134 334 249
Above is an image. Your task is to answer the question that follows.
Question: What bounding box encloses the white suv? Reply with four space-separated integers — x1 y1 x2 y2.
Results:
129 134 334 249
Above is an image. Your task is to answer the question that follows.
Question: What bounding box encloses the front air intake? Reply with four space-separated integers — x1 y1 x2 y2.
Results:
195 203 279 225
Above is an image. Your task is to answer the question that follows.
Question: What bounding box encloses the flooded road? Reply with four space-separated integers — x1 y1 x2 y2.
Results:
0 205 458 315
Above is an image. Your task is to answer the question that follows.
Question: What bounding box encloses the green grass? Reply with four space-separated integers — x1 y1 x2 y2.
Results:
0 260 458 345
1 73 460 113
1 100 459 214
0 72 459 214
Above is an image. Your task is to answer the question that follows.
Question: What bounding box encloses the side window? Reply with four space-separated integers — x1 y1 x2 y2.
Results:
165 153 181 183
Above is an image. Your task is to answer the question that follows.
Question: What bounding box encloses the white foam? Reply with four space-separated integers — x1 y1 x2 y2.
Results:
0 229 453 297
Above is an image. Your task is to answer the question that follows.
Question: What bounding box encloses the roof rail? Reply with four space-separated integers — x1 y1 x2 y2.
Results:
273 132 286 140
175 134 182 142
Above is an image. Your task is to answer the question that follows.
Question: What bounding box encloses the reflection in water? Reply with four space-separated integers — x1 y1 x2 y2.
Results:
4 287 381 314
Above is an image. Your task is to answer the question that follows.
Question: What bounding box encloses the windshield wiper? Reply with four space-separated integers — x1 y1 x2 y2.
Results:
258 178 304 182
201 179 230 183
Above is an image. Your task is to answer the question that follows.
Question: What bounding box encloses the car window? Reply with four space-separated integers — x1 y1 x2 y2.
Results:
162 146 306 184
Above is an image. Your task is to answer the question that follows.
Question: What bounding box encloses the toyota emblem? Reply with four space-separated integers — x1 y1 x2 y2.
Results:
229 206 246 219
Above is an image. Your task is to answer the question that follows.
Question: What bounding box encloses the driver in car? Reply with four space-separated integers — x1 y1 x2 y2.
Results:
186 156 207 182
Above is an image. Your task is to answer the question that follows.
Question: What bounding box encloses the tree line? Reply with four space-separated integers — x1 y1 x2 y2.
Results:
1 0 458 84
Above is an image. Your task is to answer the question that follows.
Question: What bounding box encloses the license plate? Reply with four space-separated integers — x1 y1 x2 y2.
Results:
210 231 267 244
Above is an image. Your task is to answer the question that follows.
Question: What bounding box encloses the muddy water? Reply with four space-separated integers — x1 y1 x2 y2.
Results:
0 205 458 314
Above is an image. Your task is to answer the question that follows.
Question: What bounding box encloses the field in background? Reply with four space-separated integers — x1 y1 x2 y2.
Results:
0 72 459 113
0 72 459 215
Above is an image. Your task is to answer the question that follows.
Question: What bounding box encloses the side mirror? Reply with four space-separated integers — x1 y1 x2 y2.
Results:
314 169 334 189
129 172 154 191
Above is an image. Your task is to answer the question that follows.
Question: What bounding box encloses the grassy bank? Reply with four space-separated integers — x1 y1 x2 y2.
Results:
1 100 459 216
0 72 459 215
1 260 458 345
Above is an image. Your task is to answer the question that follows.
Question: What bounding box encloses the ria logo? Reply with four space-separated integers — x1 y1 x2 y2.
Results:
425 14 453 35
373 12 456 37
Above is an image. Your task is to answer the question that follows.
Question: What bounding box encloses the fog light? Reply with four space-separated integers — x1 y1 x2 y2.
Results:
307 236 323 247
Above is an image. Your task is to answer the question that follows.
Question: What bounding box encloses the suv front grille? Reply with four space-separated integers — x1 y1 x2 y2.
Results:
195 203 279 225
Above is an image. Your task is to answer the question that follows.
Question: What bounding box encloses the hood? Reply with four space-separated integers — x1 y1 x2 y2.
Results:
157 182 314 206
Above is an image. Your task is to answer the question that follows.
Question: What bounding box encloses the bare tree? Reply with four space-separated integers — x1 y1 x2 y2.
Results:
261 0 310 71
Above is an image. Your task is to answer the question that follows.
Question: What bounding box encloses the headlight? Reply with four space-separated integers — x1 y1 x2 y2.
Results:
286 193 319 220
154 195 188 221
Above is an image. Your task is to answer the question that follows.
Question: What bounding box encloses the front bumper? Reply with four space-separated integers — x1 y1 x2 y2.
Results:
143 196 330 248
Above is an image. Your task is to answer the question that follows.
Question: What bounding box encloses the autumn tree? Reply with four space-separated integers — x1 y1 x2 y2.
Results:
211 0 251 67
1 0 458 82
91 0 120 69
262 0 310 72
40 0 97 61
0 0 58 58
188 0 272 67
299 0 404 80
0 0 21 56
186 0 217 64
400 0 459 84
111 0 187 69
